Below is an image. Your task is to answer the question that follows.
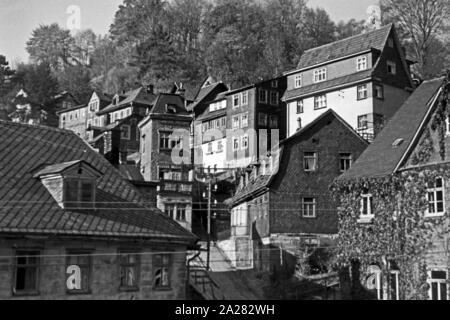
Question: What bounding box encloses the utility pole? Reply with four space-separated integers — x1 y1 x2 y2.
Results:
206 178 212 271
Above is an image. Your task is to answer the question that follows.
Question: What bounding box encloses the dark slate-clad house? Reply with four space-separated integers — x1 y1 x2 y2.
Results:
0 120 196 300
225 110 368 272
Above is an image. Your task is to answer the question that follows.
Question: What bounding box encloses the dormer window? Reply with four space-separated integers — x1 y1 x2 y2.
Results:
64 179 96 209
313 68 327 83
357 57 368 71
33 160 102 210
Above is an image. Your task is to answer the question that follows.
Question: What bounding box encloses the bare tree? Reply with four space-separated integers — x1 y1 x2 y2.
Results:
381 0 450 78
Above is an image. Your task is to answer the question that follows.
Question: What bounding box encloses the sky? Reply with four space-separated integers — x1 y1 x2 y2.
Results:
0 0 376 65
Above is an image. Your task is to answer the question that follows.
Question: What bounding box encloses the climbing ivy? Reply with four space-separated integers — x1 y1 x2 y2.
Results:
331 168 449 300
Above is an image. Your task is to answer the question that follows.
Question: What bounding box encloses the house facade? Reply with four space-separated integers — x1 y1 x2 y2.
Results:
139 93 194 231
225 77 287 169
225 110 368 273
86 91 113 141
57 104 88 138
0 120 196 300
334 76 450 300
283 24 414 141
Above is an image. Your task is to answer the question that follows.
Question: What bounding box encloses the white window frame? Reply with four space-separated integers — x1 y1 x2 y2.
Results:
294 74 302 88
428 269 448 300
313 68 327 83
387 61 397 75
241 91 248 106
314 94 327 110
304 152 318 172
340 153 353 173
446 116 450 136
357 84 368 100
359 194 374 222
302 198 317 218
232 115 240 129
357 56 368 71
241 113 249 128
426 177 445 217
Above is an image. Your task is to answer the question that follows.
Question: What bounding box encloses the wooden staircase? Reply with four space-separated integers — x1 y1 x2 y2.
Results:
187 253 226 300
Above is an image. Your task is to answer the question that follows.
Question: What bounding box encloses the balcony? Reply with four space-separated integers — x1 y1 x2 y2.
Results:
158 181 193 194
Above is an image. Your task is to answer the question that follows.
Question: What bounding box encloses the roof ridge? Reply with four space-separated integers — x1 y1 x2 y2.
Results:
303 24 393 54
0 119 79 136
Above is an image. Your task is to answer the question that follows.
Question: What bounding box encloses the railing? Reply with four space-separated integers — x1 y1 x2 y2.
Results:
187 253 225 300
158 182 193 193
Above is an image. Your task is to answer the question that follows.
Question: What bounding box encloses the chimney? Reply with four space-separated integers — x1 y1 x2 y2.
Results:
146 84 154 95
176 82 186 98
104 129 121 165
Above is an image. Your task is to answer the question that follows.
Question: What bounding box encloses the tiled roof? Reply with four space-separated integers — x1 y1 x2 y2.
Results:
117 165 145 182
339 77 444 180
282 70 373 101
226 175 272 207
0 121 196 243
97 88 156 115
296 24 392 70
149 93 190 115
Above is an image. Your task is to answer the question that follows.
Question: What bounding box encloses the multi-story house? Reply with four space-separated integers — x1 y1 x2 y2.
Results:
93 86 156 162
224 110 368 273
139 93 194 231
57 104 88 138
334 76 450 300
225 76 287 169
283 24 415 141
85 91 113 141
0 120 196 300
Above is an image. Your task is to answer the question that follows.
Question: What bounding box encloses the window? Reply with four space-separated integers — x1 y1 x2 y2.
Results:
64 179 95 208
217 140 224 153
340 153 353 172
154 255 171 289
221 117 226 128
233 137 240 151
374 84 384 99
428 270 448 300
233 94 240 108
176 205 187 221
14 251 40 295
241 113 249 128
314 68 327 83
270 91 279 105
121 125 131 140
360 194 374 220
271 80 278 88
426 177 445 217
297 117 302 130
269 115 278 128
259 89 268 103
242 136 249 150
357 56 368 71
387 61 396 75
119 252 140 291
241 92 248 106
159 132 171 150
446 116 450 136
304 152 318 172
164 204 176 218
295 74 302 88
302 198 316 218
232 115 240 129
314 95 327 110
66 251 91 294
207 142 213 154
357 85 368 100
358 115 369 130
297 100 304 114
258 113 268 126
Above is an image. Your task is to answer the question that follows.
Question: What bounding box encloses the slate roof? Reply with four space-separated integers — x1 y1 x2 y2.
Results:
283 70 373 101
339 77 444 180
149 93 190 115
0 120 196 243
97 87 156 115
33 160 102 178
117 165 145 182
187 83 228 112
225 175 273 207
296 24 393 70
